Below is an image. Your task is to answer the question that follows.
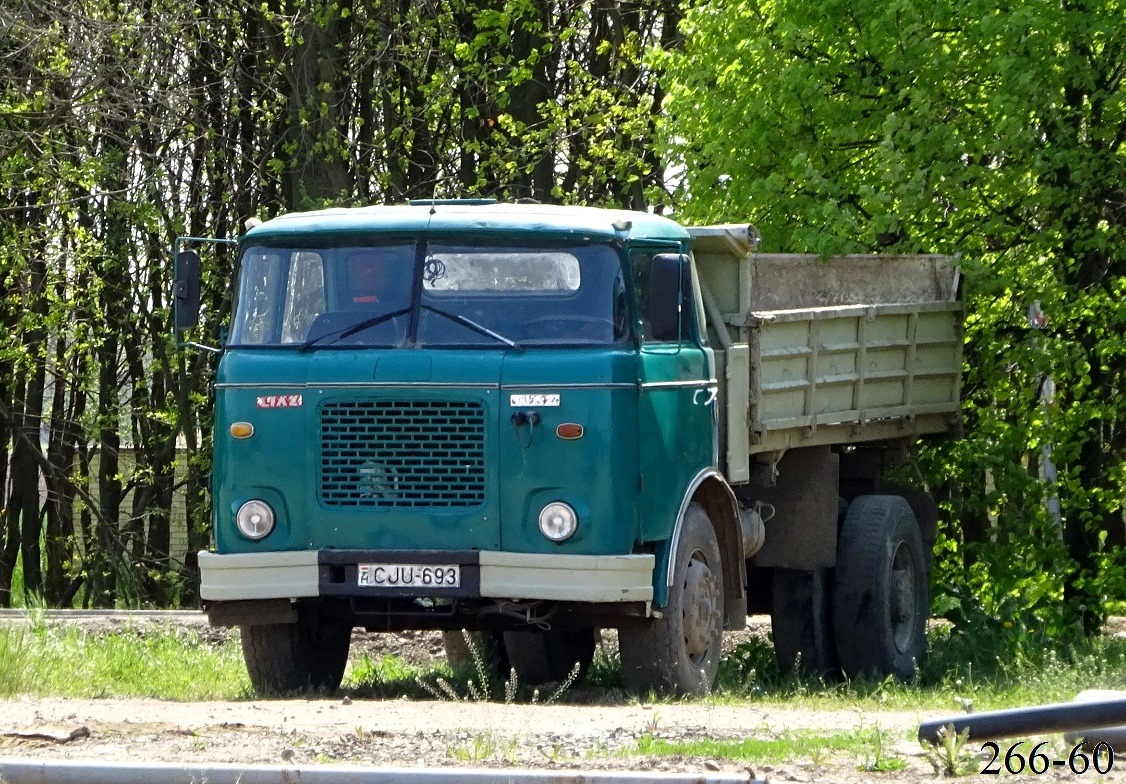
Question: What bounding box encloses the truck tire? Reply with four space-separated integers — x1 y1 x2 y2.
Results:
442 630 509 677
619 502 724 696
832 494 928 680
771 567 839 679
240 616 352 696
503 628 596 686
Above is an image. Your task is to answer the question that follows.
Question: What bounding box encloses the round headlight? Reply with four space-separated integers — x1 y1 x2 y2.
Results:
538 501 578 542
236 500 276 540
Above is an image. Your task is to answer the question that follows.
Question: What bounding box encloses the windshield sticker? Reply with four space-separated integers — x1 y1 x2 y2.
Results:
510 394 560 407
256 394 303 409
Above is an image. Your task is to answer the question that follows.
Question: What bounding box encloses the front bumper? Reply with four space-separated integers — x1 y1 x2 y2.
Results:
198 549 655 604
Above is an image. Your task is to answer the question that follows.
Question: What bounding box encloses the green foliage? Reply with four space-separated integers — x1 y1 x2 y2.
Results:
0 0 676 609
663 0 1126 637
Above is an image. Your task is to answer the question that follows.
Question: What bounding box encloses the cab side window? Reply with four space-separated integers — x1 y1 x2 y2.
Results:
630 248 699 344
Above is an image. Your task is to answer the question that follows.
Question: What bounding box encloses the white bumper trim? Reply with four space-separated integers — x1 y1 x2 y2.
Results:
478 551 654 602
198 550 654 603
198 550 319 601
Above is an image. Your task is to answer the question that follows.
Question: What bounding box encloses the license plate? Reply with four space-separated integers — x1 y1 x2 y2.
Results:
357 563 461 588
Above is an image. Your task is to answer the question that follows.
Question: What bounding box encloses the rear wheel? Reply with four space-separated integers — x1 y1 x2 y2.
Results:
241 611 352 696
619 502 724 696
771 567 839 678
503 628 597 685
832 494 928 680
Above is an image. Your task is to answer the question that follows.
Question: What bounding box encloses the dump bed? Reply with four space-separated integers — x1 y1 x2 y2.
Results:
689 225 962 484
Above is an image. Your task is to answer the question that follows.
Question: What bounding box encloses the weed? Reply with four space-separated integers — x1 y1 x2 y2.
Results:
537 741 565 763
808 744 829 766
585 644 624 688
531 660 581 706
857 726 907 772
920 724 977 777
417 630 581 704
450 732 518 763
418 675 464 702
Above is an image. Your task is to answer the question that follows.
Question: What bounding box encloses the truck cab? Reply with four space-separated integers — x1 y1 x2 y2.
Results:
183 202 743 694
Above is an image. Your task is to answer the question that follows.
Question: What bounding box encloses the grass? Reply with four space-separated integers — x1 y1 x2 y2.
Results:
634 725 909 772
0 617 248 700
5 613 1126 773
708 629 1126 713
3 610 1126 716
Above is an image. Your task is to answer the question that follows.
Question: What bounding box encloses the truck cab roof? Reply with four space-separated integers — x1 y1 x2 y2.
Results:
243 202 690 245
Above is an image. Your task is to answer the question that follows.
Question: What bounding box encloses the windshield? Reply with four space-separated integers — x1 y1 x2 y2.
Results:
228 240 630 348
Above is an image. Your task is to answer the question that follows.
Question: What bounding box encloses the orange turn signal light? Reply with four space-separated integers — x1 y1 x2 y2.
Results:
556 423 584 440
230 422 255 439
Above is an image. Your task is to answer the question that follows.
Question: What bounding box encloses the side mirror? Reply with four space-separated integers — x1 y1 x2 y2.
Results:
647 253 689 342
174 250 202 332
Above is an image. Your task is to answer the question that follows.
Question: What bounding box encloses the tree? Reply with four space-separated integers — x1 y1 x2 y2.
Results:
0 0 682 607
661 0 1126 634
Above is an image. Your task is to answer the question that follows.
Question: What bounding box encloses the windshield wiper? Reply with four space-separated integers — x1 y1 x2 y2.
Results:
298 307 411 352
421 304 523 352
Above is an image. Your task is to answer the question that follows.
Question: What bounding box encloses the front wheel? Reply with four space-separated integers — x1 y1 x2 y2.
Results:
619 502 724 696
503 628 597 686
241 612 352 696
832 494 929 680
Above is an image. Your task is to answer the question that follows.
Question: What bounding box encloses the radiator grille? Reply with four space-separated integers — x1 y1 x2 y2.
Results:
319 400 487 508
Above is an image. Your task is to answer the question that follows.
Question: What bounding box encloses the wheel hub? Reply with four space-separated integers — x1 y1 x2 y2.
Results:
682 556 720 663
890 543 918 653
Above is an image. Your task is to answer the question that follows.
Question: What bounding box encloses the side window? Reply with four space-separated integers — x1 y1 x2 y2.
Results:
231 251 283 344
631 247 699 343
630 249 657 342
612 269 629 340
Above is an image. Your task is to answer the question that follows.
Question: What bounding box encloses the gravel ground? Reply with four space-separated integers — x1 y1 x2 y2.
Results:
1 612 1123 783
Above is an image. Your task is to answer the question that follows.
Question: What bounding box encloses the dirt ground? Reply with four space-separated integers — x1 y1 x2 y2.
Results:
0 613 1123 783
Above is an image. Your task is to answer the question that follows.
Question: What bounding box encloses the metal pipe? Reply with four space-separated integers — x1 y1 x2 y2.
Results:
0 760 765 784
696 277 734 350
1065 690 1126 748
919 697 1126 744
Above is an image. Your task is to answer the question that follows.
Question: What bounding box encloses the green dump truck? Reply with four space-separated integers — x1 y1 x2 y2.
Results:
175 201 962 696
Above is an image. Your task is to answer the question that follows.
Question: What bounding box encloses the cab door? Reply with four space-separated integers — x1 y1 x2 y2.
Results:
634 248 717 559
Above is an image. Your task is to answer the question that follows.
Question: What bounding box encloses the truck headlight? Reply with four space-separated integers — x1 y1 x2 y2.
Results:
236 500 276 540
538 502 578 542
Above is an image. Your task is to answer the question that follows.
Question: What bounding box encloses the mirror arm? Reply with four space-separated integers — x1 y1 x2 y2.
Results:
182 341 222 354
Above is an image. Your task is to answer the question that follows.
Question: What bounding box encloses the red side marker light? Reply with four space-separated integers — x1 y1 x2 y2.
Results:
556 423 584 440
